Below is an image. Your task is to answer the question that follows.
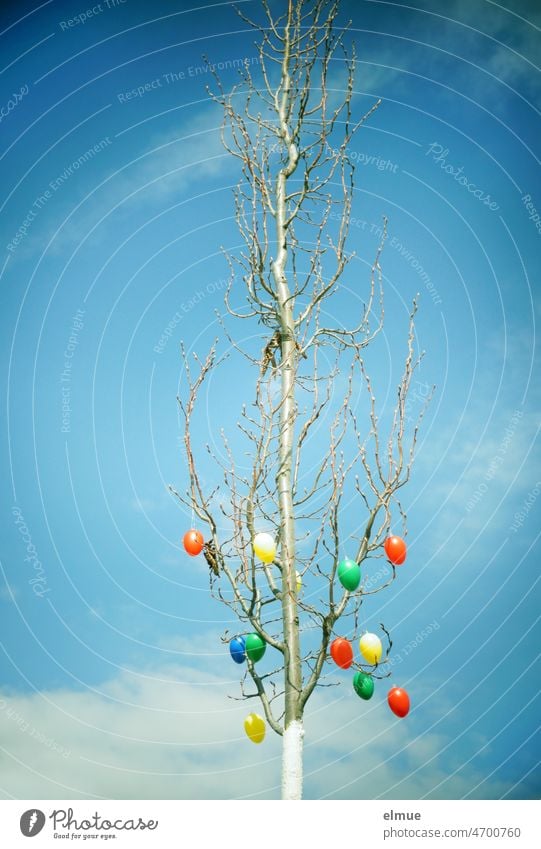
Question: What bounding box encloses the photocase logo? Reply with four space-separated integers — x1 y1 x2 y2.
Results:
20 809 46 837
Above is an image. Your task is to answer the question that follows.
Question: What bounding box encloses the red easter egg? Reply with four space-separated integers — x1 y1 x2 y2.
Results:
330 637 354 669
183 529 204 556
388 686 410 717
384 535 407 565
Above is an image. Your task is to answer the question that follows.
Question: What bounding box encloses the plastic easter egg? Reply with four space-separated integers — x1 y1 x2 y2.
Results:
359 632 383 664
244 712 266 743
253 532 276 564
330 637 354 669
296 571 302 593
353 671 374 700
183 529 204 556
388 686 410 717
384 535 407 565
245 632 266 663
337 558 361 591
229 636 246 664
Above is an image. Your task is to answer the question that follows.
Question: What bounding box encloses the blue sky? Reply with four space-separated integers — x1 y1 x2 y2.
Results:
0 0 539 800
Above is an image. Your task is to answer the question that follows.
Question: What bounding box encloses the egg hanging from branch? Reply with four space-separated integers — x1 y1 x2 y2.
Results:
359 632 383 665
253 532 276 564
183 529 204 556
384 535 407 565
337 558 361 591
244 713 266 743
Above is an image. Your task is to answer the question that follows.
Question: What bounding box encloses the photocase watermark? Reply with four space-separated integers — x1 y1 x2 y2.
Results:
117 56 260 103
509 481 541 533
49 137 112 192
0 83 29 125
362 562 392 592
59 0 127 31
389 234 442 306
521 194 541 237
11 506 50 597
425 143 499 211
338 214 442 306
155 313 182 356
6 138 112 254
324 142 398 173
388 620 440 668
349 151 398 172
330 211 375 233
20 809 46 837
19 807 159 839
154 277 229 354
404 380 432 425
166 54 260 81
465 409 523 513
50 807 158 833
60 309 85 433
0 700 71 759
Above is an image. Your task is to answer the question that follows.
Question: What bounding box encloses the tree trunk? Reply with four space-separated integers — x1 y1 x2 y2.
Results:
273 3 304 799
281 719 304 800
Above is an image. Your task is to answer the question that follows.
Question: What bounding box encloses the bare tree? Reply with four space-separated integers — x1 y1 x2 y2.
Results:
171 0 430 800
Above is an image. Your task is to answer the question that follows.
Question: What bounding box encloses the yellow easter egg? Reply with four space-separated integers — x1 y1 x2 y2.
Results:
253 533 276 564
244 712 266 744
359 632 383 665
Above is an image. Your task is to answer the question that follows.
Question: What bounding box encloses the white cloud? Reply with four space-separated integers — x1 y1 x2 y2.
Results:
0 662 518 800
352 1 541 111
9 108 232 265
0 664 281 800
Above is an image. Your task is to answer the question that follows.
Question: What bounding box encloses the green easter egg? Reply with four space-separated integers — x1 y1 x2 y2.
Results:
338 558 361 591
353 671 374 700
245 633 266 663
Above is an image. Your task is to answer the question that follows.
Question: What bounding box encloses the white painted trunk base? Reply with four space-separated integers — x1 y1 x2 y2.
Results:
281 720 304 800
